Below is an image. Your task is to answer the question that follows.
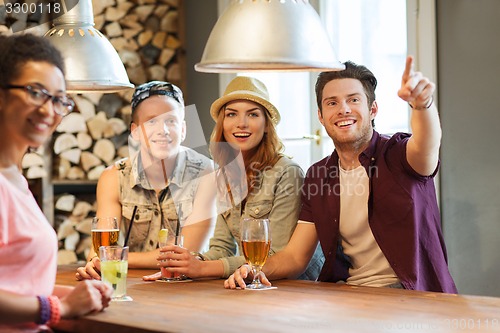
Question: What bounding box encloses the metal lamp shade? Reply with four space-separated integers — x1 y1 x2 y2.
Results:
44 0 133 93
195 0 345 73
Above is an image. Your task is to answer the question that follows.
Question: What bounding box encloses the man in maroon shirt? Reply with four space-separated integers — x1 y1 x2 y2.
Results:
225 56 457 293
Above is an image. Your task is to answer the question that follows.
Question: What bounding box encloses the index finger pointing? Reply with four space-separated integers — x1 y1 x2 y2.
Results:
402 56 414 82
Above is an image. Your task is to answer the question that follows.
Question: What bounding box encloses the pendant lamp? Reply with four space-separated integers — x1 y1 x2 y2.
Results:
44 0 133 93
195 0 344 73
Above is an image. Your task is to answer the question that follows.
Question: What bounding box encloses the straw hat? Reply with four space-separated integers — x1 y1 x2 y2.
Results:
210 76 281 125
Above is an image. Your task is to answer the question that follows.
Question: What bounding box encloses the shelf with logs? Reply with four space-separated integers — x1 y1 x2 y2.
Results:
17 0 186 265
24 92 131 265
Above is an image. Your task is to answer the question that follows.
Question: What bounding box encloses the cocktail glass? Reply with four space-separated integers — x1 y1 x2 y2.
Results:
99 245 132 301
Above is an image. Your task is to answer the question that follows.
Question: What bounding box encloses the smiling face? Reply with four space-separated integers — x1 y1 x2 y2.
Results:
131 95 186 161
222 100 267 157
0 61 66 154
318 78 377 151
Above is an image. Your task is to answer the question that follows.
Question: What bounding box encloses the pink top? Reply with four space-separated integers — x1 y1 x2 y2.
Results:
0 166 57 297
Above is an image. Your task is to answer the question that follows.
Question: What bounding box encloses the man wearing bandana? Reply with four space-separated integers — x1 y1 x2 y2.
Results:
76 81 216 280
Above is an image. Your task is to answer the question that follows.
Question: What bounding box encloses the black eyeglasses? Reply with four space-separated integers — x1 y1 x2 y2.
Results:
3 84 75 116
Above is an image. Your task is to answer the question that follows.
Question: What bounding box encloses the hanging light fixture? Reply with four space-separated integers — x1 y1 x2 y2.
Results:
195 0 344 73
43 0 133 93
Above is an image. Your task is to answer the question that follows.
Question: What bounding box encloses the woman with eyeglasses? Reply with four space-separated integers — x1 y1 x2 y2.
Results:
76 81 216 281
0 34 112 331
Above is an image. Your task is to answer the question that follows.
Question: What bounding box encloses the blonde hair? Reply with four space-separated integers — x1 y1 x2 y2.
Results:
209 102 284 195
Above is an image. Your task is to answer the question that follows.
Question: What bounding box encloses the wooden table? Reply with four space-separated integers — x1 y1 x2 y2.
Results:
54 265 500 333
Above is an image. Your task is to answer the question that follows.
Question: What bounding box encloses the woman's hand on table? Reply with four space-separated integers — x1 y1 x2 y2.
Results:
142 271 162 281
61 280 113 318
224 264 272 289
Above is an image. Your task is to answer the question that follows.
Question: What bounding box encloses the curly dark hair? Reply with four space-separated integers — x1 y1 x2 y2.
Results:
0 34 65 84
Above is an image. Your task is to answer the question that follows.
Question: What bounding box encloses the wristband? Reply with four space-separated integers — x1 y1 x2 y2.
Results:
409 96 433 110
47 295 61 326
36 295 51 325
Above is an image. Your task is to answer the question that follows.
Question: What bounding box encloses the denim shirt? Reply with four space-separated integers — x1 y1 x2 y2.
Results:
203 156 324 279
300 131 457 293
117 147 213 252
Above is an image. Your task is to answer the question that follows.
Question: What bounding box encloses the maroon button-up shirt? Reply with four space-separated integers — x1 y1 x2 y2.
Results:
299 131 457 293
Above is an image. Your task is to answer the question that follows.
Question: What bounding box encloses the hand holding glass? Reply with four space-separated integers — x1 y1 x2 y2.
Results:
92 217 119 257
240 217 272 290
158 229 185 281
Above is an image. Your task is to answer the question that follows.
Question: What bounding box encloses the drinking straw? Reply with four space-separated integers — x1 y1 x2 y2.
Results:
158 188 168 203
158 188 168 229
174 203 181 245
123 205 138 248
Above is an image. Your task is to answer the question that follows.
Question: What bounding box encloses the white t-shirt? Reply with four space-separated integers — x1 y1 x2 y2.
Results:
339 164 398 287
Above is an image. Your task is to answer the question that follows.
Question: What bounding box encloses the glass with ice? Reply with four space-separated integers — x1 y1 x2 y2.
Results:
99 245 132 301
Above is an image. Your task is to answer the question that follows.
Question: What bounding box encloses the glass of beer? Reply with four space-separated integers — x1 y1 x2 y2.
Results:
92 217 119 257
240 217 271 290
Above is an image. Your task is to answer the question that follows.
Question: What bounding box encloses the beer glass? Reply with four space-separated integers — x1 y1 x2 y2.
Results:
92 217 119 257
240 217 272 290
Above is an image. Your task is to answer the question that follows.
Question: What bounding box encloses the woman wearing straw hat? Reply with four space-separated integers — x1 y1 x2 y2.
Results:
145 76 324 281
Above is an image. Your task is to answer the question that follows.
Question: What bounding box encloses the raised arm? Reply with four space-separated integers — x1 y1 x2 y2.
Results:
398 55 442 176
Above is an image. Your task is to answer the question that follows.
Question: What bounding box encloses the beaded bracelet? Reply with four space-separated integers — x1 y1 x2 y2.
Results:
47 295 61 326
36 295 51 325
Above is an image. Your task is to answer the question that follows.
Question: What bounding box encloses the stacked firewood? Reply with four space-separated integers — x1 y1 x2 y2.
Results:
0 0 185 264
95 0 184 88
21 147 48 180
53 0 184 182
52 93 131 181
54 194 96 264
3 0 183 182
53 92 132 264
